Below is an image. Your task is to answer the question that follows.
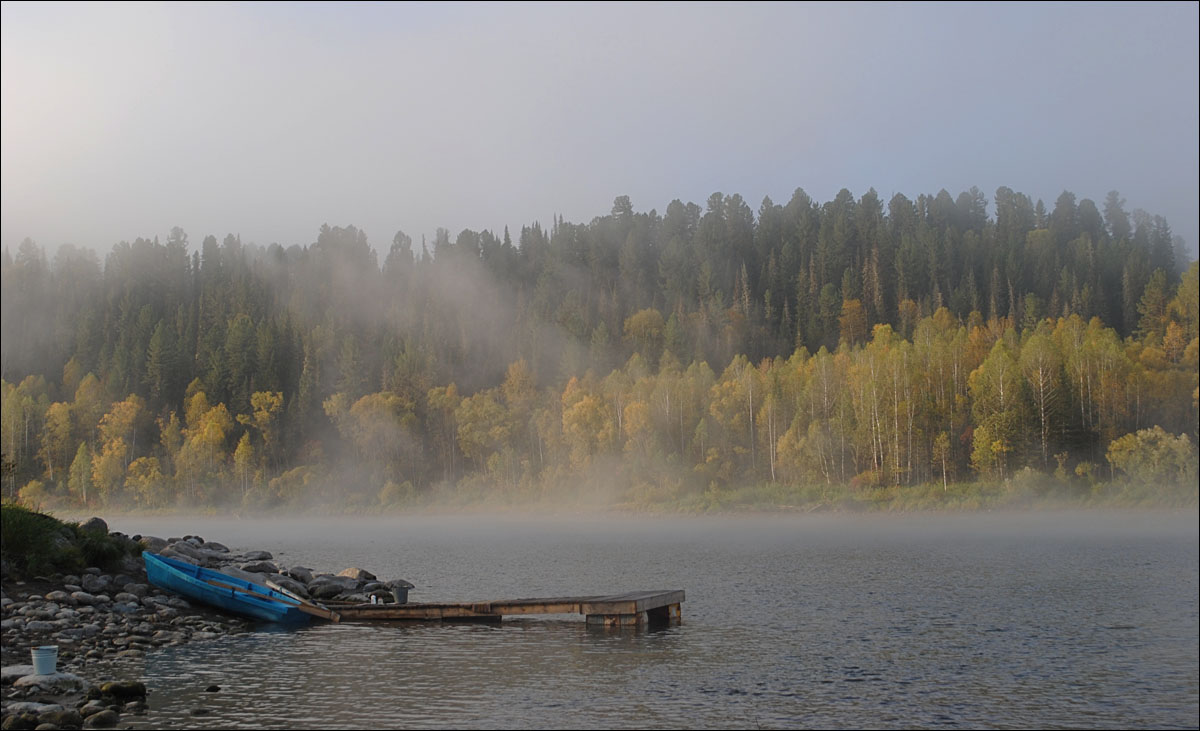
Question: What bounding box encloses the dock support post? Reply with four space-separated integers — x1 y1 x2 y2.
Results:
647 602 681 626
586 611 647 627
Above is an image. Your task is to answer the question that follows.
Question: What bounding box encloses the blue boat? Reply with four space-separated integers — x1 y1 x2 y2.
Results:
143 551 333 624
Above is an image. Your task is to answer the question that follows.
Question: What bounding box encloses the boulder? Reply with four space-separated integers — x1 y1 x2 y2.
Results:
1 665 37 683
82 709 119 728
1 703 62 715
266 574 309 598
78 517 108 535
165 541 203 560
239 561 278 574
218 565 266 586
77 701 106 716
139 536 168 554
308 582 344 600
157 548 198 565
99 680 147 699
242 550 273 561
80 575 110 594
12 671 85 693
37 710 83 728
338 567 376 582
285 566 314 584
70 592 98 606
1 712 40 730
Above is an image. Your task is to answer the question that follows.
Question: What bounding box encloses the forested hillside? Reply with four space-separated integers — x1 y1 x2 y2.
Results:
2 186 1196 510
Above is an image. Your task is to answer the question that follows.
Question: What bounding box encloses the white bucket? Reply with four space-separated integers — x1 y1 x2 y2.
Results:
31 645 58 675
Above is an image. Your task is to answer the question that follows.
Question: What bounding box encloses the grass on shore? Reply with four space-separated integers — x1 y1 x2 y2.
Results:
0 504 138 579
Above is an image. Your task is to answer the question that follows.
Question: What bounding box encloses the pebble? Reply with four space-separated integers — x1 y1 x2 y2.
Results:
4 527 414 730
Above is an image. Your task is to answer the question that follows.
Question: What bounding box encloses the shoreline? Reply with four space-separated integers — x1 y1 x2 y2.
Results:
1 520 413 730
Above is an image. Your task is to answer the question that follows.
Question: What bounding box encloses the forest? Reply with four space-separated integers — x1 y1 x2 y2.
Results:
1 186 1197 511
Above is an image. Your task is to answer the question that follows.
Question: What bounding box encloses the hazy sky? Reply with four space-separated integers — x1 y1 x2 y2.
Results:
3 2 1198 257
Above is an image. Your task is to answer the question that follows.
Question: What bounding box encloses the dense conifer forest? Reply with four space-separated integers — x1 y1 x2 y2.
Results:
2 186 1197 510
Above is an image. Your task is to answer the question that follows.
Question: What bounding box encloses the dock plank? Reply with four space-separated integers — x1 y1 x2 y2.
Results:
331 589 684 623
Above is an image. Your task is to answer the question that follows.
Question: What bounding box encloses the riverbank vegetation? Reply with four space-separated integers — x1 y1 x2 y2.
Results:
0 505 137 578
2 187 1197 512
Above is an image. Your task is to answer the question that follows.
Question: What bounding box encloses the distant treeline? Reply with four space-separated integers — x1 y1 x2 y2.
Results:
1 186 1196 509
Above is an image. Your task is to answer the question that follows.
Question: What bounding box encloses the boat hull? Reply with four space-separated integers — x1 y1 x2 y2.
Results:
143 551 310 625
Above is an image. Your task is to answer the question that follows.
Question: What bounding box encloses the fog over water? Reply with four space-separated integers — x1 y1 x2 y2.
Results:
101 510 1198 729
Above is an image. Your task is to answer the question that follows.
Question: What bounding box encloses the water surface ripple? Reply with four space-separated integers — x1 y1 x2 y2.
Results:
109 512 1198 729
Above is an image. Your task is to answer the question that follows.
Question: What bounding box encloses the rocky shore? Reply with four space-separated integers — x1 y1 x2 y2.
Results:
1 518 413 730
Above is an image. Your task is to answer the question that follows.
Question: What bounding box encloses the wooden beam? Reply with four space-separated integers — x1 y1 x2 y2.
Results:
330 589 684 623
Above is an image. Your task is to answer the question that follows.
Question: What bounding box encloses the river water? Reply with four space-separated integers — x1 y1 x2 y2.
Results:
105 511 1198 729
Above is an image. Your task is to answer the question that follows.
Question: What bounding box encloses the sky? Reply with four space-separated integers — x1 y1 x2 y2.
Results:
2 1 1198 258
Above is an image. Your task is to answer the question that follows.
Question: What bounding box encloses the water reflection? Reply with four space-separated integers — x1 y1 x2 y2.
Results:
111 513 1197 729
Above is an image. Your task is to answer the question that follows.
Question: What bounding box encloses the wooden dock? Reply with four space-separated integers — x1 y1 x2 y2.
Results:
330 589 684 626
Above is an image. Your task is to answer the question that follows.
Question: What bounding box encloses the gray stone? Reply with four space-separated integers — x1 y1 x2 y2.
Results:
157 548 198 565
166 597 191 609
80 575 109 594
165 541 203 559
25 620 56 631
43 591 71 603
2 712 40 730
266 574 309 598
242 550 273 561
82 709 119 728
37 710 82 728
12 672 85 692
77 701 106 717
1 664 37 683
204 541 230 553
218 565 265 585
113 593 140 603
139 536 168 553
78 517 108 535
285 566 314 584
338 567 376 582
121 583 148 598
308 582 344 599
240 561 278 574
70 592 97 606
2 703 63 715
152 630 185 643
99 680 146 698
